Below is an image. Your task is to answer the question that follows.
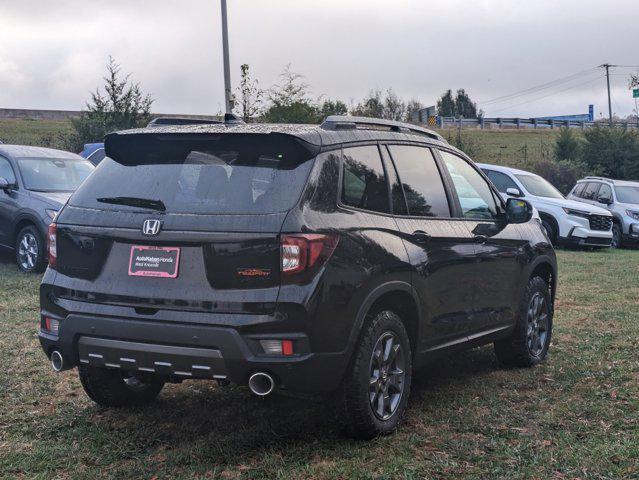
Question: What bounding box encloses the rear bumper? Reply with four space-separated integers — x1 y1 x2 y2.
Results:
38 313 346 393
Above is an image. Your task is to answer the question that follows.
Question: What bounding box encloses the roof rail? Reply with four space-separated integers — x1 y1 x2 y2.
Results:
321 115 445 142
584 176 613 182
147 117 223 128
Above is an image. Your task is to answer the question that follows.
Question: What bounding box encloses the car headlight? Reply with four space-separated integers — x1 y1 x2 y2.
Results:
625 210 639 221
562 208 590 219
45 209 58 220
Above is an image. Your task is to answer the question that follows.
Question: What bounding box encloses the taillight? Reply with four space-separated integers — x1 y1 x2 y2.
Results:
47 223 57 268
281 233 339 276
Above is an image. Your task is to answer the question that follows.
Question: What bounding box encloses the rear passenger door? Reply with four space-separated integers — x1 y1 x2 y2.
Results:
438 150 527 335
0 156 19 248
383 144 478 352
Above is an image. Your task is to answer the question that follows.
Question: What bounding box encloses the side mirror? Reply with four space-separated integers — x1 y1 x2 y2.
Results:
598 196 612 205
505 197 533 224
0 177 14 192
506 187 523 198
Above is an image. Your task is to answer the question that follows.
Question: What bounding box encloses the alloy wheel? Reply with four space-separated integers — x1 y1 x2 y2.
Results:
369 331 405 421
17 233 39 271
527 292 549 357
611 226 621 249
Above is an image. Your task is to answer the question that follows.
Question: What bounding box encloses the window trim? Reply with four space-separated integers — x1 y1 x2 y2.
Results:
582 182 602 200
434 148 506 222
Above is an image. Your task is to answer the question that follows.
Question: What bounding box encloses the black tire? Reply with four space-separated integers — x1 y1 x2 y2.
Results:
337 310 412 439
611 223 622 249
78 364 165 407
540 217 557 245
494 276 553 368
15 225 47 273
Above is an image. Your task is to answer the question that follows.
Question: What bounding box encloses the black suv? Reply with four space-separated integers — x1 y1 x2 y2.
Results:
39 116 556 438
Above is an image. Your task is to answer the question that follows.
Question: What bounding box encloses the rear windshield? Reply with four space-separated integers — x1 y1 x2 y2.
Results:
18 157 94 192
70 135 315 215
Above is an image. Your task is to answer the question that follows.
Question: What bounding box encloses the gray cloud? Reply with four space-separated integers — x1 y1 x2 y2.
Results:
0 0 637 118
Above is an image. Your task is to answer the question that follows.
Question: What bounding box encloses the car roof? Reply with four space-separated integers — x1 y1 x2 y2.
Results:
104 118 457 159
0 144 86 161
577 177 639 187
476 163 536 176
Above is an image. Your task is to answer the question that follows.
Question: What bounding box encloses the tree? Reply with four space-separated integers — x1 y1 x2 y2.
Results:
66 57 152 151
529 158 586 195
262 65 319 123
405 99 424 122
234 64 262 122
581 125 639 179
351 90 385 118
318 99 348 119
554 127 581 162
383 89 405 121
436 89 456 117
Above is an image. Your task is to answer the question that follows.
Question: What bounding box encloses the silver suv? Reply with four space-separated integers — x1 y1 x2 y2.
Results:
567 176 639 248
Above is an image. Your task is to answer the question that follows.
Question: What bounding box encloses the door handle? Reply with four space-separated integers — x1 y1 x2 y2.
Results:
412 230 431 244
473 234 488 244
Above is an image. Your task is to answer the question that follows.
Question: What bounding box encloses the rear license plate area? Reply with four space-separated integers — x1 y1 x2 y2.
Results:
128 245 180 278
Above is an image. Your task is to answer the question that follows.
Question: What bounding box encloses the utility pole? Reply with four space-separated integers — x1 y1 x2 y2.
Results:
601 63 613 126
220 0 232 114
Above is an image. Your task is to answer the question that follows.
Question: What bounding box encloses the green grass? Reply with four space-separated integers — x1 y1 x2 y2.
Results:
0 248 637 479
0 119 73 150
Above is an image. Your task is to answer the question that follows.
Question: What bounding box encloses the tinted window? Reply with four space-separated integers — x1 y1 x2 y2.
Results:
515 174 564 199
18 158 93 192
341 145 389 214
582 182 601 200
440 150 498 220
572 182 586 197
0 156 16 184
71 135 314 214
88 149 106 165
483 169 519 194
598 183 612 201
388 145 450 217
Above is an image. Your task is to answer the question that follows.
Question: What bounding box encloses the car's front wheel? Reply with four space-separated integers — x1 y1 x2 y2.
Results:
15 225 46 273
611 223 622 249
78 364 165 407
494 276 553 367
338 310 412 439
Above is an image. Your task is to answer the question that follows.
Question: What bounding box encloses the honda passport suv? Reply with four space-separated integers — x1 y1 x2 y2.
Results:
568 176 639 248
39 116 557 439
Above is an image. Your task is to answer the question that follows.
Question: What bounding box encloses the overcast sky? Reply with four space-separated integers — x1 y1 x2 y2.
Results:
1 0 638 119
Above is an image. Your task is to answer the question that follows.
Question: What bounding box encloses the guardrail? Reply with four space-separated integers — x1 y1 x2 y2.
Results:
436 116 639 130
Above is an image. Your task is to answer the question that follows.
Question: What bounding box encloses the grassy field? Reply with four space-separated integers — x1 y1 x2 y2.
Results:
0 119 73 150
0 248 637 479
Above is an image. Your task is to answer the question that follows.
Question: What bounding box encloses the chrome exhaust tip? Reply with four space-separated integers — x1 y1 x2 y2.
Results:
248 372 275 396
51 351 64 372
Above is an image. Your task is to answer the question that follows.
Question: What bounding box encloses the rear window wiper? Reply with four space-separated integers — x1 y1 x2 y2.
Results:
96 196 166 212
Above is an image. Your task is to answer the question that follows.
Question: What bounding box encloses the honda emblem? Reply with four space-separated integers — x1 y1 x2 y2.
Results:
142 219 162 236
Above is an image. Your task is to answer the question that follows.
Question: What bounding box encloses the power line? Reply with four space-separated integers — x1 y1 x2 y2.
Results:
478 67 599 106
488 75 604 115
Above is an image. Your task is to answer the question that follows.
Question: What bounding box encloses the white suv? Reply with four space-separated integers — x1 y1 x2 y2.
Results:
478 163 613 248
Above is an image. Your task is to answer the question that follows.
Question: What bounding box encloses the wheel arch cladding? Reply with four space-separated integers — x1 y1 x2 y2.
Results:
351 282 420 357
14 217 42 244
531 261 556 301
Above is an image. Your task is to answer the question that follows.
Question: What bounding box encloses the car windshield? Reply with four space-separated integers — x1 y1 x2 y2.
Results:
615 185 639 204
70 135 315 215
515 174 564 199
17 158 94 192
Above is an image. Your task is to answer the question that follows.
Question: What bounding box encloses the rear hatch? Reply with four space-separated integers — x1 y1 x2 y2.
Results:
53 132 317 315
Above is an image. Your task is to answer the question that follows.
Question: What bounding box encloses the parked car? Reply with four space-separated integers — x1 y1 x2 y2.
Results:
0 145 94 272
79 143 106 166
40 116 556 439
478 163 613 248
567 176 639 248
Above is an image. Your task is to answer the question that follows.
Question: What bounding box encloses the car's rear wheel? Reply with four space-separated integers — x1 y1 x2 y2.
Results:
15 225 46 273
611 223 622 249
337 310 412 439
494 276 553 367
78 364 165 407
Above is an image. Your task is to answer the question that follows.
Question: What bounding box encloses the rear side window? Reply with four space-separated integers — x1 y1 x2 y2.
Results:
387 145 450 217
483 169 518 194
439 150 498 220
572 182 586 197
71 135 315 214
581 182 601 200
341 145 389 214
